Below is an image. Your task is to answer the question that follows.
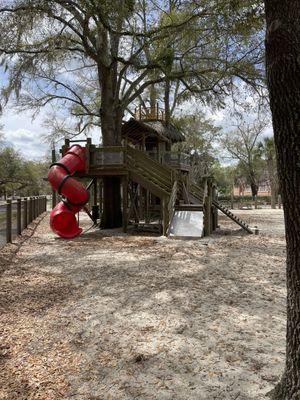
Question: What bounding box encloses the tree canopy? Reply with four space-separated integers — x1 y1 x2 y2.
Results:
0 0 265 144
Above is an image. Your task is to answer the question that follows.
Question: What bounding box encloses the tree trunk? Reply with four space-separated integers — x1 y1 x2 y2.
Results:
99 65 123 229
270 180 277 209
265 0 300 397
101 177 122 229
250 181 258 200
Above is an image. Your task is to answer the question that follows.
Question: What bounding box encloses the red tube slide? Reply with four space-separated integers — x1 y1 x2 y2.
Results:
48 145 89 238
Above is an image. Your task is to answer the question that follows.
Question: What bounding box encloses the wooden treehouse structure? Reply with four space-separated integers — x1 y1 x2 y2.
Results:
53 106 253 237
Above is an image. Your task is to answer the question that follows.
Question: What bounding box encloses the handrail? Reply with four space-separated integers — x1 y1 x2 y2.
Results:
126 146 172 184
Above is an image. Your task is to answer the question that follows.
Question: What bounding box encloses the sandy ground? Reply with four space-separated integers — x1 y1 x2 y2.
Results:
0 209 286 400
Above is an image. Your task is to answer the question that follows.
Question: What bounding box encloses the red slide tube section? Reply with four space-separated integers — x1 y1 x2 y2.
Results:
48 145 89 238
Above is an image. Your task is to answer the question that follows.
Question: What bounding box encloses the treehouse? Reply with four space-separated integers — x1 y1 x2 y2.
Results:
122 106 190 172
52 105 253 238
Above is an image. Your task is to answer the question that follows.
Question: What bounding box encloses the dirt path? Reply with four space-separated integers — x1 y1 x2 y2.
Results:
0 209 286 400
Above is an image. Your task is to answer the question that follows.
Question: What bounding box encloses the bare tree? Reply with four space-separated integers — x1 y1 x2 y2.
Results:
222 108 268 200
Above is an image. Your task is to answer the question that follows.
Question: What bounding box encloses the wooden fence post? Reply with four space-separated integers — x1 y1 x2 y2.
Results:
34 197 37 219
6 200 12 243
17 198 22 235
32 196 35 220
29 197 33 223
23 198 28 229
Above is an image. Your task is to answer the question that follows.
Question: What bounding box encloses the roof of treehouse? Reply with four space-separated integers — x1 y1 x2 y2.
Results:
122 118 185 144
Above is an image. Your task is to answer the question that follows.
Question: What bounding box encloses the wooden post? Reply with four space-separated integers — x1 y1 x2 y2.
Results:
29 197 33 223
122 176 128 233
32 197 35 220
33 196 38 219
86 138 91 172
6 200 12 243
212 185 218 231
162 197 169 236
32 197 35 221
23 198 28 229
51 149 57 209
203 179 212 236
204 197 210 236
17 198 21 235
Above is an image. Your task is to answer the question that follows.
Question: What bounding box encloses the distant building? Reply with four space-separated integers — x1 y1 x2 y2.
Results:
233 178 271 197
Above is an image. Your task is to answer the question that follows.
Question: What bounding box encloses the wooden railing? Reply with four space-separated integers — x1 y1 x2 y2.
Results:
127 146 173 193
134 105 166 121
146 151 191 169
0 196 47 247
90 146 127 167
89 146 191 172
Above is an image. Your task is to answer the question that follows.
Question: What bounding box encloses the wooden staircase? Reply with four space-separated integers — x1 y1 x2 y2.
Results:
126 146 173 198
213 201 253 234
126 147 252 235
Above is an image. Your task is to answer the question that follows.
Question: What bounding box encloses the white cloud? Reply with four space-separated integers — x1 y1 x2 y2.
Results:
2 109 49 160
